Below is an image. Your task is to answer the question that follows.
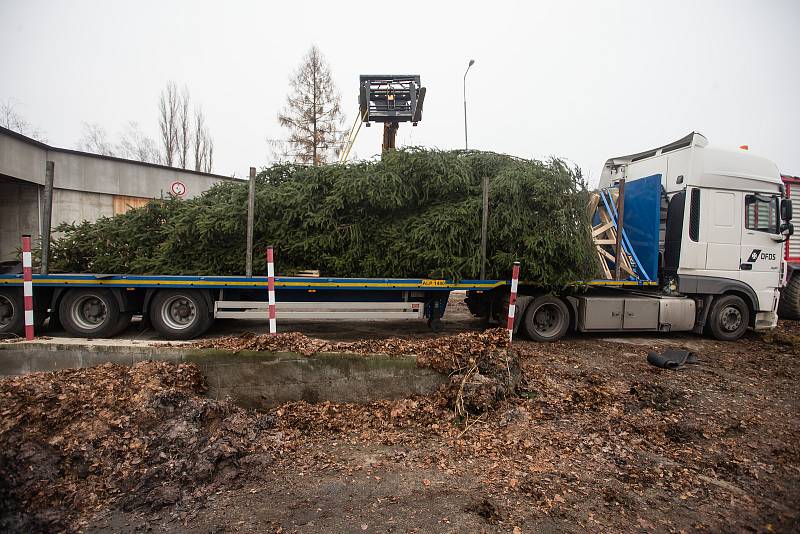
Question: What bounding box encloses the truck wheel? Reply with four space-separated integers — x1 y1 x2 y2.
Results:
59 288 122 338
523 296 570 342
111 313 133 337
708 295 750 341
778 272 800 319
149 290 211 340
0 288 23 336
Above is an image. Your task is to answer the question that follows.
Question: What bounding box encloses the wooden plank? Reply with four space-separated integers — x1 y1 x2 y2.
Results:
597 248 635 275
587 192 600 220
113 195 150 215
597 248 612 279
592 221 615 237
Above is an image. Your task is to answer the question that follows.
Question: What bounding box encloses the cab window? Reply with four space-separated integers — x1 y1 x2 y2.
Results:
745 194 779 233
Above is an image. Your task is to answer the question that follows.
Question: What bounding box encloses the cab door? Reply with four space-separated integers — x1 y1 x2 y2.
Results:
740 192 783 312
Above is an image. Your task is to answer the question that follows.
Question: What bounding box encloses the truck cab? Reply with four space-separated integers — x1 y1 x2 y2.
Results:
600 132 791 335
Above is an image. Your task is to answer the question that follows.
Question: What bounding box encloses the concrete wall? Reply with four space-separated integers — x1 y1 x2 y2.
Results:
0 131 47 184
0 343 446 409
0 127 241 262
0 178 40 260
45 150 229 200
52 188 114 226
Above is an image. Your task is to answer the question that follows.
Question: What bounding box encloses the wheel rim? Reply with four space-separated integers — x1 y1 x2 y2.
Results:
719 305 743 333
161 295 197 330
71 295 108 330
532 303 566 338
0 295 15 327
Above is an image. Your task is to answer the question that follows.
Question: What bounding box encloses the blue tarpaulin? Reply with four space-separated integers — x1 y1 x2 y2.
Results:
621 174 661 281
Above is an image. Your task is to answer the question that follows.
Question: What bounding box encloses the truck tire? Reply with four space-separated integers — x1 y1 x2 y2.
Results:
0 288 23 336
149 289 212 340
111 313 133 337
778 272 800 319
59 288 122 338
707 294 750 341
523 296 570 342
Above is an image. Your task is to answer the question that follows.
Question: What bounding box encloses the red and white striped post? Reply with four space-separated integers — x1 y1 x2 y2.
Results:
21 235 34 340
266 246 277 335
506 261 521 345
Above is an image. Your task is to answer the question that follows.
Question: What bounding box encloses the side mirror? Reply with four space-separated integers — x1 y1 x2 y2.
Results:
773 222 794 242
782 198 793 221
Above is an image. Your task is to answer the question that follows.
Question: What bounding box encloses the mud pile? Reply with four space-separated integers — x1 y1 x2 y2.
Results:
0 362 278 531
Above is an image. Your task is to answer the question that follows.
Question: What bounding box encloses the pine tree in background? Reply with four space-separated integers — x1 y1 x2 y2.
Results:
277 46 345 166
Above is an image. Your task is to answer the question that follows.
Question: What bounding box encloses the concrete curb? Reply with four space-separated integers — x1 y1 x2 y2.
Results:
0 342 446 409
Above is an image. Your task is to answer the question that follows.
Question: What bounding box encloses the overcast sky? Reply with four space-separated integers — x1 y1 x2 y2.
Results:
1 0 798 185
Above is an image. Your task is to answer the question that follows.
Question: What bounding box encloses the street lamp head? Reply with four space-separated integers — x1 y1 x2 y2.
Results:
468 59 475 67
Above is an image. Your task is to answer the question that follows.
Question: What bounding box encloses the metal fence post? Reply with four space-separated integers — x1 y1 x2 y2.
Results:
22 235 34 340
266 246 276 334
480 175 489 280
246 166 256 277
507 261 520 344
41 161 54 275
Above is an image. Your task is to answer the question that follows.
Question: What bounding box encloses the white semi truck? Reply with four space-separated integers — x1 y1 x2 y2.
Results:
467 132 792 341
0 132 792 342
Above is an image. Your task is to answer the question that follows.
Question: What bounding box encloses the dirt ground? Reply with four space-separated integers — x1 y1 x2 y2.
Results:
2 295 799 533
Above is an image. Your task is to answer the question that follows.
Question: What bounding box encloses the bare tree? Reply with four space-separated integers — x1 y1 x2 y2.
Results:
277 45 345 166
204 138 214 173
177 86 191 169
157 82 213 171
1 100 47 142
192 107 214 172
117 121 159 163
77 122 115 155
158 82 180 166
193 108 205 171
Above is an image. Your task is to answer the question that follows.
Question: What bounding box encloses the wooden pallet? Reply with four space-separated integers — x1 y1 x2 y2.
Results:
589 191 635 280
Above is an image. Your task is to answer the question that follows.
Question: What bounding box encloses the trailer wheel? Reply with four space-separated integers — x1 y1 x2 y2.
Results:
149 290 211 340
59 288 122 338
111 313 133 337
778 271 800 319
523 296 570 342
0 288 23 336
707 294 750 341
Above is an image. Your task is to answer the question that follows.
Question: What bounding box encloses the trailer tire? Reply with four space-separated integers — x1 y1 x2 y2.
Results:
523 296 570 342
778 271 800 319
59 288 122 338
0 288 23 336
149 290 211 340
111 313 133 337
707 294 750 341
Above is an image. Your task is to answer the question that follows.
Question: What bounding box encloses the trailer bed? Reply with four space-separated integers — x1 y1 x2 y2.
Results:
0 273 656 289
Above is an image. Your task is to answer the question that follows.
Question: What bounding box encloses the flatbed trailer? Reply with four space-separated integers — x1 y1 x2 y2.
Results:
0 273 508 339
0 133 791 343
0 271 663 340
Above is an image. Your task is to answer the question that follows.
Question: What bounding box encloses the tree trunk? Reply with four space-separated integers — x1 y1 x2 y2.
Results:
312 70 318 166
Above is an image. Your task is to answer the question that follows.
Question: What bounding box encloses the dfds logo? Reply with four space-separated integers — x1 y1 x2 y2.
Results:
747 249 776 263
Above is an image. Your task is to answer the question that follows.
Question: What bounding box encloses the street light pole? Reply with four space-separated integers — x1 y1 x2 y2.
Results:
463 59 475 150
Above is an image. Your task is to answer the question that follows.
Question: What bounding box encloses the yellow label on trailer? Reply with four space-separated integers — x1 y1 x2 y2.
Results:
421 279 447 287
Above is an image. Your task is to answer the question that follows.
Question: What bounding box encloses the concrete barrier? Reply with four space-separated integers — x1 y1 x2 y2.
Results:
0 342 446 409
